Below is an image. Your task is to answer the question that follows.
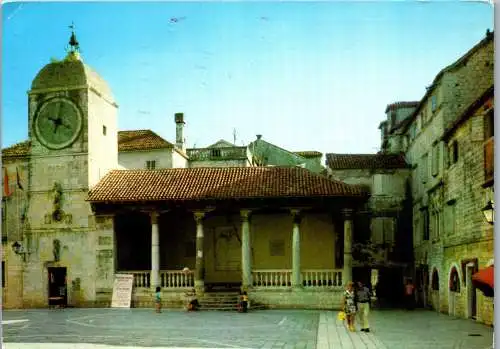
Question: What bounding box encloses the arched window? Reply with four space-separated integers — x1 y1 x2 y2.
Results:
432 269 439 290
449 267 460 292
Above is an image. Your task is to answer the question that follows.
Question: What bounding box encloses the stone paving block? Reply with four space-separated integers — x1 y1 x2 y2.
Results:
1 308 494 349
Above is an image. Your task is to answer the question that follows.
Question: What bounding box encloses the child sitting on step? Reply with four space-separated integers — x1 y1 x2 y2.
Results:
186 288 200 311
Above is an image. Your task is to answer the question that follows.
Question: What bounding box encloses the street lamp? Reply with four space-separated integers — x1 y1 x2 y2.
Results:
482 200 495 225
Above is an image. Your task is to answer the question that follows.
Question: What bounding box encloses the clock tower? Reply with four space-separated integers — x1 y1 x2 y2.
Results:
23 28 118 307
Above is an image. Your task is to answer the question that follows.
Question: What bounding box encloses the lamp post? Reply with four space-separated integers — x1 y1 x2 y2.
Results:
481 200 495 225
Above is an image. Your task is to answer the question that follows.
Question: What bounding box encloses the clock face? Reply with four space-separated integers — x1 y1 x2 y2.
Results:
34 98 83 150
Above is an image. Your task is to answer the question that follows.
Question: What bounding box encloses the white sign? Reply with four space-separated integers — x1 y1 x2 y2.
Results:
111 274 134 308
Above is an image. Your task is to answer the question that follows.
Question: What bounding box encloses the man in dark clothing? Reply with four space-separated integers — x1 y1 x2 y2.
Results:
356 281 371 332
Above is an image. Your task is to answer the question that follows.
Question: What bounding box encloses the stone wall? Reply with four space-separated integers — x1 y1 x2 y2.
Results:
189 159 249 168
119 148 174 170
250 288 343 310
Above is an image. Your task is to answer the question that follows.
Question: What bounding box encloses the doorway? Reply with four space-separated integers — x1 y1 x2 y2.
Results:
48 267 67 307
466 264 477 319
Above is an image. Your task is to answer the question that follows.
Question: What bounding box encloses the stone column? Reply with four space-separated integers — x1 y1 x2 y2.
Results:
150 211 160 289
291 209 302 288
342 208 354 286
241 210 252 289
193 211 205 293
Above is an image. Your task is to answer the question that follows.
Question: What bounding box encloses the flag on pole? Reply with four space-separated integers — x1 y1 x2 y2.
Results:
3 167 10 197
16 167 23 190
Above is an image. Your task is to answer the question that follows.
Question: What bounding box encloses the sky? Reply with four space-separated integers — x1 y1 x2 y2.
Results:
1 1 494 155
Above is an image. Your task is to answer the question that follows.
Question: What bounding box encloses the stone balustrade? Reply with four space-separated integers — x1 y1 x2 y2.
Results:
130 270 194 289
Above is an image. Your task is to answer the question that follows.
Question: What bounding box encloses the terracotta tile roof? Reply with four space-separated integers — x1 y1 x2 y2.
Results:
2 130 174 157
294 151 323 158
118 130 174 151
87 167 367 203
2 141 31 158
384 101 419 113
325 153 409 170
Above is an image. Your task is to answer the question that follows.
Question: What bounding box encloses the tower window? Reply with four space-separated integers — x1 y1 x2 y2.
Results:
146 160 156 170
102 125 107 136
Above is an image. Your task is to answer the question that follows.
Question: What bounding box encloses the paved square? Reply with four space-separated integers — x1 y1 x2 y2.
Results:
2 308 494 349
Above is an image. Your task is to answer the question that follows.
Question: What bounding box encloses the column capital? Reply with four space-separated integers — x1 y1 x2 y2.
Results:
193 211 205 224
291 209 302 224
240 209 252 221
341 208 354 220
149 211 159 224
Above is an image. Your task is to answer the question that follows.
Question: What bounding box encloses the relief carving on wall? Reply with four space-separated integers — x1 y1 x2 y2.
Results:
214 226 241 271
51 182 64 222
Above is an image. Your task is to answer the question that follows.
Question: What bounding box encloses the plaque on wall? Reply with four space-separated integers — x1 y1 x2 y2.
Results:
214 226 241 271
111 274 134 308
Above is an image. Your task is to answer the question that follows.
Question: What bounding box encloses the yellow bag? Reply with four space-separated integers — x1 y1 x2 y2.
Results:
337 311 346 321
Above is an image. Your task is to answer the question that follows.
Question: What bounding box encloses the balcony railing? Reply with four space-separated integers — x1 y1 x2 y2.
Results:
130 269 343 289
252 269 343 288
187 147 248 161
129 270 194 289
484 137 494 183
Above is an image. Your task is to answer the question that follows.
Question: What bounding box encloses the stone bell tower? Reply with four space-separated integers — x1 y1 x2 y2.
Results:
22 26 118 308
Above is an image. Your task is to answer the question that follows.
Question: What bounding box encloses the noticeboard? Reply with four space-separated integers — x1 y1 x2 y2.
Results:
111 274 134 308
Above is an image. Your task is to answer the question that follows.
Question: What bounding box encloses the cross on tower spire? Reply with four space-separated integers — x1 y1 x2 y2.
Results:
68 22 80 53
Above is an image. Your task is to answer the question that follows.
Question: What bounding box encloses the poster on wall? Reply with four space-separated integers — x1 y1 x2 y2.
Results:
111 274 134 308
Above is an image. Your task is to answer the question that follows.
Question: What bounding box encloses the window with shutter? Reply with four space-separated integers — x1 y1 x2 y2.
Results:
370 218 384 244
422 208 430 241
432 144 440 177
383 217 395 244
421 154 428 183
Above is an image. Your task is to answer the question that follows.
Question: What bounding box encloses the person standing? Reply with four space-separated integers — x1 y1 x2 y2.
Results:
404 279 415 310
356 281 371 332
342 281 357 332
155 286 162 313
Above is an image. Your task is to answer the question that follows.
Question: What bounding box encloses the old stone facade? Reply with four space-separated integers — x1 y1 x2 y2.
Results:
375 32 495 325
324 153 413 303
320 31 494 325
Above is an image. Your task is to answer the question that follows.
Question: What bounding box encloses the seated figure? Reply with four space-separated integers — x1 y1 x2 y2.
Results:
185 288 200 311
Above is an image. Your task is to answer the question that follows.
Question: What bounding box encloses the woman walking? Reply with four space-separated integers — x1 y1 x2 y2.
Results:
342 281 357 332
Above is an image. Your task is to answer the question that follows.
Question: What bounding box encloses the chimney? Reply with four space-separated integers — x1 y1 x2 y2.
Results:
256 134 262 140
175 113 185 151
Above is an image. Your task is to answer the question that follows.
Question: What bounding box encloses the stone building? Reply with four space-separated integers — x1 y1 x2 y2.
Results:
324 152 413 304
436 86 494 325
1 31 367 309
400 31 494 325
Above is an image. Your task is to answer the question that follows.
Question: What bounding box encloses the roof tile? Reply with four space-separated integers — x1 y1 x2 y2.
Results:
326 153 409 170
118 130 174 151
2 141 31 158
2 130 173 157
294 151 323 158
87 167 367 203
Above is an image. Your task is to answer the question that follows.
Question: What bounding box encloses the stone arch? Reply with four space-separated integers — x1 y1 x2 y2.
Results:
448 264 461 292
431 267 440 290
